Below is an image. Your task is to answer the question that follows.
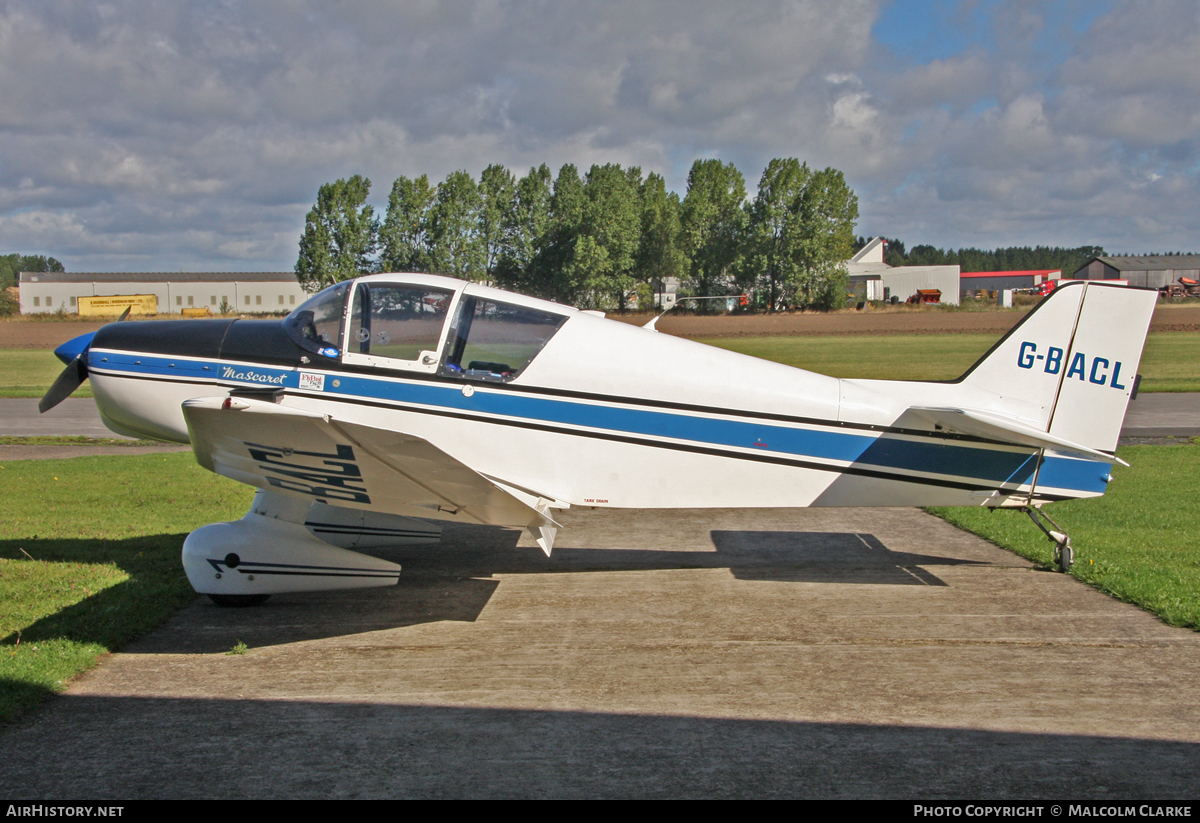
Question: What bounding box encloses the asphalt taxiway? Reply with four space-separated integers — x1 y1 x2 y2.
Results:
3 506 1200 799
3 394 1199 798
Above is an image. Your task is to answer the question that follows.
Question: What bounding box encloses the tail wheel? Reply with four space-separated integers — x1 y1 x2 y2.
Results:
1054 538 1074 573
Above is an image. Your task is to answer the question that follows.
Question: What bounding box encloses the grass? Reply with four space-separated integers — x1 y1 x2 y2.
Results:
3 330 1200 398
0 350 93 398
2 322 1199 723
0 452 249 723
699 331 1200 391
0 436 163 447
929 441 1200 630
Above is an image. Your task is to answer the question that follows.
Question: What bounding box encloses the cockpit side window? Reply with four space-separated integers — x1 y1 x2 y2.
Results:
348 284 454 366
442 296 567 381
284 282 351 358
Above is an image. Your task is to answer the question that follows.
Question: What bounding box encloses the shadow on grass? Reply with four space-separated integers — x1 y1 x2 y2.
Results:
3 519 994 675
0 534 197 723
0 534 196 650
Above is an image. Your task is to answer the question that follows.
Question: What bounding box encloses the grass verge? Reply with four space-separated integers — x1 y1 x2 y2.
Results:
0 350 93 398
700 331 1200 391
0 452 249 723
0 436 162 447
3 331 1200 397
929 441 1200 630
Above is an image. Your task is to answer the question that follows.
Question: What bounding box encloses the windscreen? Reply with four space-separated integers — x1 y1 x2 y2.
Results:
283 281 351 357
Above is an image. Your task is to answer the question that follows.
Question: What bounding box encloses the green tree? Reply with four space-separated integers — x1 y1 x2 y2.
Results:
495 164 553 291
744 159 808 310
478 164 517 282
744 159 857 311
795 166 857 310
295 175 378 292
379 174 435 273
638 172 686 308
904 244 1107 274
681 159 747 303
528 164 585 303
578 163 643 310
427 170 485 281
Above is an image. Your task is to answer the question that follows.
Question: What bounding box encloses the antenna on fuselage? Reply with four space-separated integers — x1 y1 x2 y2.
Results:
642 294 745 332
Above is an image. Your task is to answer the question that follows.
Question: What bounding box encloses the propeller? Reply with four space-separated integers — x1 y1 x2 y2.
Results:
38 306 131 414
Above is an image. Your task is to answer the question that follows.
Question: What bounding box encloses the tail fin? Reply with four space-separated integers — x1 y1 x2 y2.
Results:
957 281 1157 453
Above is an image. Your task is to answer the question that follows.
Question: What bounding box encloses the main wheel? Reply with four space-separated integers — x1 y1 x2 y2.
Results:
208 594 271 607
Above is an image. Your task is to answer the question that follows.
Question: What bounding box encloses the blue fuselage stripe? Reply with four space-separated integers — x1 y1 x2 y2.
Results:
89 350 1110 494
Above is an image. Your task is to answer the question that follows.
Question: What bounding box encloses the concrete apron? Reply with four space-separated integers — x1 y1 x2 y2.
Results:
4 506 1199 799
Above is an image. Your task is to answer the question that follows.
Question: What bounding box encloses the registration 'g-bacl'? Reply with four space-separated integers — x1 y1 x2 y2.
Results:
41 276 1156 605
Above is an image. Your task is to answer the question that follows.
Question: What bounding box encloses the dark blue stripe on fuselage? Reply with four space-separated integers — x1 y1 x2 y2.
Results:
89 350 1110 494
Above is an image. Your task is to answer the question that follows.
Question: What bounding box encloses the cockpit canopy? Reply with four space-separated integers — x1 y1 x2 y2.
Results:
284 275 569 382
284 281 350 358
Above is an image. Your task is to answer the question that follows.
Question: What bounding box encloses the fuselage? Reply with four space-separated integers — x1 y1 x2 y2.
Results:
81 273 1111 511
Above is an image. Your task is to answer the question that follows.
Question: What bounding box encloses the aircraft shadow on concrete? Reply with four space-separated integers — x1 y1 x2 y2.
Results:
372 522 980 585
1 524 983 654
2 694 1198 799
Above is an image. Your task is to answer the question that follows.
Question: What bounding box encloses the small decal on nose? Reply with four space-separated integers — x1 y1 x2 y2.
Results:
299 372 326 391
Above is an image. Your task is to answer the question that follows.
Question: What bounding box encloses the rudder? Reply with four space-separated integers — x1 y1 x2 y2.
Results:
960 281 1156 453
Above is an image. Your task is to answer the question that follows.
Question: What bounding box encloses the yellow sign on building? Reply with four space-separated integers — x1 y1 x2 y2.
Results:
78 294 158 317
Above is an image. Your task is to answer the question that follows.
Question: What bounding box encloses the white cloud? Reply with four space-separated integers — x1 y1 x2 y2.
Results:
0 0 1196 269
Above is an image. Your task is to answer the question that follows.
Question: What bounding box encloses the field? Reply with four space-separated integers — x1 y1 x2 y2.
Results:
7 302 1200 346
703 331 1200 390
0 452 248 721
5 304 1200 395
4 331 1199 396
4 442 1199 725
3 303 1199 724
930 442 1200 630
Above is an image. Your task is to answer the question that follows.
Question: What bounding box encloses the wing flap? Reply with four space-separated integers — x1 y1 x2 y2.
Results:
183 397 561 539
908 406 1128 466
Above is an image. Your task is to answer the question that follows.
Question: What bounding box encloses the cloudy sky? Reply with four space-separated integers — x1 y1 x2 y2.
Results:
0 0 1196 272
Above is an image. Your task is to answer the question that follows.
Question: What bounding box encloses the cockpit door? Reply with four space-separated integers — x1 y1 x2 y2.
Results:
340 282 459 374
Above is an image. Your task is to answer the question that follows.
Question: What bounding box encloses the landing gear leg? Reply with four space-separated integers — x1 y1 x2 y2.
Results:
1021 506 1073 572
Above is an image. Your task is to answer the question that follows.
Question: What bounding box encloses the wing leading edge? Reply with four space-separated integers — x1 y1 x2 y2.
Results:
182 396 563 554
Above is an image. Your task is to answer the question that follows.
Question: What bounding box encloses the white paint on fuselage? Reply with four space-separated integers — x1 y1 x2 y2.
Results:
82 273 1114 511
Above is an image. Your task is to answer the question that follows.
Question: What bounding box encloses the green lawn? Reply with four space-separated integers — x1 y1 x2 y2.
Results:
2 325 1199 723
0 350 93 398
3 330 1199 397
699 331 1200 391
930 441 1200 630
0 452 248 722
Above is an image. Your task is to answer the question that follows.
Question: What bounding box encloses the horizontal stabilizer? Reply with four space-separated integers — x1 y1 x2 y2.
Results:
908 406 1128 466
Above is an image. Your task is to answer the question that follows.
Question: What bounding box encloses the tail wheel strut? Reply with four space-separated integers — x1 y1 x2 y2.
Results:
1021 505 1073 572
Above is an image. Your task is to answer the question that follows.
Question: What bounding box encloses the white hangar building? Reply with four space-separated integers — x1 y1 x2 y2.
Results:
19 271 309 315
847 238 961 305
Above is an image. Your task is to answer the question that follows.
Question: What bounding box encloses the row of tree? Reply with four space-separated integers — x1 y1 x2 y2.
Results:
862 238 1107 277
296 158 859 311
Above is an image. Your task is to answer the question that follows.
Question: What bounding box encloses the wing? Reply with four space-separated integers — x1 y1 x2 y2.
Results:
181 396 562 553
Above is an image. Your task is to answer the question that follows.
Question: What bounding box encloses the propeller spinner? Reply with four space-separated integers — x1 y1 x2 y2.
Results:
38 307 130 414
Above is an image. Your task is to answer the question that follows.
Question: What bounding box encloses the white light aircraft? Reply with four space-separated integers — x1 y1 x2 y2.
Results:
40 275 1157 605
